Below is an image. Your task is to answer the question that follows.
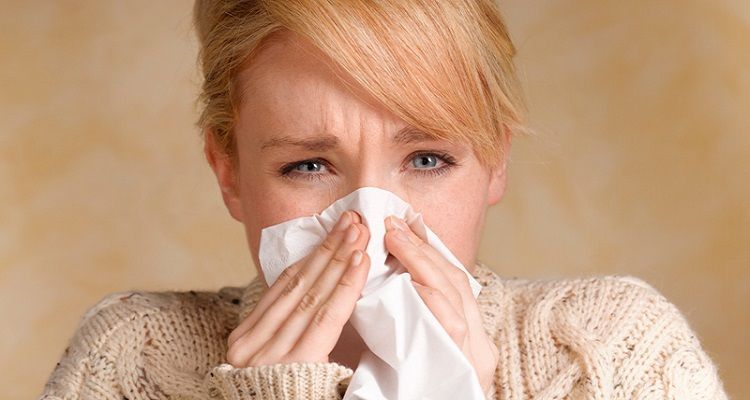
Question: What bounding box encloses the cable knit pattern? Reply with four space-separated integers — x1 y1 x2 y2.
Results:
39 261 729 399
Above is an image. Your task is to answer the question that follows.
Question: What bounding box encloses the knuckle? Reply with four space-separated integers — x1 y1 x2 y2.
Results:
422 286 440 297
448 319 468 338
312 306 339 328
277 267 296 284
358 224 370 239
449 292 464 309
447 267 467 283
227 332 244 352
330 250 349 264
227 329 240 347
226 347 243 367
337 274 357 289
415 239 431 251
450 272 473 294
297 291 322 313
320 236 338 254
281 273 304 297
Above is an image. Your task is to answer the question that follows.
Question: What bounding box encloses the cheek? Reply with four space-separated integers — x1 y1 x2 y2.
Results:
236 173 336 267
409 185 487 269
244 185 310 229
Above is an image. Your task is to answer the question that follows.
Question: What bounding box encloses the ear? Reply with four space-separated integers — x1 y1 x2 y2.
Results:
203 129 245 222
486 126 512 206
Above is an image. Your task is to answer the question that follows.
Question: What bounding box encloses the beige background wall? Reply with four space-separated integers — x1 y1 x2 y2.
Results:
1 1 747 398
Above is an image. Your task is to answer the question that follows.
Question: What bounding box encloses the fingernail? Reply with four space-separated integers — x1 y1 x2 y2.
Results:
386 216 402 232
393 217 409 231
345 224 360 243
394 228 409 242
350 250 363 266
334 212 352 232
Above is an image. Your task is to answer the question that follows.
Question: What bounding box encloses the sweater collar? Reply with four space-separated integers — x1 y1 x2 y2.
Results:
237 259 502 325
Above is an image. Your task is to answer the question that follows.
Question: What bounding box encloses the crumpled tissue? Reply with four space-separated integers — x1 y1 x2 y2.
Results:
258 186 485 399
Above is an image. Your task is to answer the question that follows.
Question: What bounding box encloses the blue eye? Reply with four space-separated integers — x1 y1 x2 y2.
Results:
278 158 330 182
411 154 438 169
407 152 458 178
294 160 325 173
279 151 459 182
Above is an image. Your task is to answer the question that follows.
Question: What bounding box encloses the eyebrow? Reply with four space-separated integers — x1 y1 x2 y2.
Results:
260 126 440 151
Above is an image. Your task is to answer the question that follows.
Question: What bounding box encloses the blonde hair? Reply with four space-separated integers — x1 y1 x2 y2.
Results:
193 0 531 170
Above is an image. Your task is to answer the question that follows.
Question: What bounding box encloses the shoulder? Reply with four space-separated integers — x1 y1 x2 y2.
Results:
74 285 245 345
502 273 728 399
497 272 685 326
42 284 246 399
99 284 245 318
503 272 704 357
478 266 671 326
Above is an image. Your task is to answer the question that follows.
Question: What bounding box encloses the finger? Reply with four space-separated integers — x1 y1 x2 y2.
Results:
386 218 498 390
227 211 357 364
385 216 490 362
244 210 362 329
384 216 465 318
243 210 362 340
390 216 476 300
290 250 371 362
227 254 306 349
411 281 468 348
228 210 359 348
250 223 370 364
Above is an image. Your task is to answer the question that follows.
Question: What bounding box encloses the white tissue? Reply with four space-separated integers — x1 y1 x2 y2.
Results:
258 186 485 399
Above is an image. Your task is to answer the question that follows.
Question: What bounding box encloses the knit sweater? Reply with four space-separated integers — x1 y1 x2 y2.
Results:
39 261 729 400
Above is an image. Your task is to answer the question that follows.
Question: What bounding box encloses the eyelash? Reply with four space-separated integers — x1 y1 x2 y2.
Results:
278 151 459 182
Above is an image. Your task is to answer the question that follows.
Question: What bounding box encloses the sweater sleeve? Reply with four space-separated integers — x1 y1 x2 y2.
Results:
204 362 353 400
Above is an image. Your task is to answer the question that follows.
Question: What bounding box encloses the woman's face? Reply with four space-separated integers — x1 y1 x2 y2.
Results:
205 33 510 279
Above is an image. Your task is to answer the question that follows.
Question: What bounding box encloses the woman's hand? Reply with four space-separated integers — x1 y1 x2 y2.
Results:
384 216 499 395
226 210 371 367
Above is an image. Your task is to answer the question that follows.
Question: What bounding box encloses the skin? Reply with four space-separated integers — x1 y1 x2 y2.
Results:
203 31 511 394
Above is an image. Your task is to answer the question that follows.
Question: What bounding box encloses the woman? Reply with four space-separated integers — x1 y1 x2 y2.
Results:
40 1 729 399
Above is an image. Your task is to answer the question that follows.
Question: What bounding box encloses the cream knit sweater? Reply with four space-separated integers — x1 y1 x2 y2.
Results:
39 261 729 399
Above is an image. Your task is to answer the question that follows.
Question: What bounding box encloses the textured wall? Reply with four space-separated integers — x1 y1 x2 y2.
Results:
1 1 747 398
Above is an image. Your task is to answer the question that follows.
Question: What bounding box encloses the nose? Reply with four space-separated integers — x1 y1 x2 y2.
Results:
334 165 412 207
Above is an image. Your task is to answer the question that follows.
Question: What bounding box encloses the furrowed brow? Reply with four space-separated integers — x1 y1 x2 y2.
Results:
260 134 340 151
260 127 440 151
392 126 441 145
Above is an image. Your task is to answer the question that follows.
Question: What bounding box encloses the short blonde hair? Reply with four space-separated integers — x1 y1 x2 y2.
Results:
193 0 530 170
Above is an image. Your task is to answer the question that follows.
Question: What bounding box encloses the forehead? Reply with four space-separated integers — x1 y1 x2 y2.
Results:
234 32 394 133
